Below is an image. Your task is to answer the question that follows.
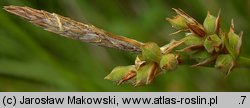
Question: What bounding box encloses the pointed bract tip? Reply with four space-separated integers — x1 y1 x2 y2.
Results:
104 76 111 80
236 31 243 54
3 5 12 9
3 5 19 11
171 8 178 11
3 5 12 12
207 11 211 15
215 9 221 34
172 8 182 14
230 19 235 32
217 9 221 17
3 5 26 17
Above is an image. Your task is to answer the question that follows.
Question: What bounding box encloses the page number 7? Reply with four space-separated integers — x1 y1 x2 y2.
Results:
239 96 246 104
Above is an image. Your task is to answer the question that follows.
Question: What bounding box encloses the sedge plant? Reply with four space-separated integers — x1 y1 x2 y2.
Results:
3 6 250 86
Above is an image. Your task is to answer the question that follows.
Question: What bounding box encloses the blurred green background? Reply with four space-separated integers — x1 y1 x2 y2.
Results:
0 0 250 91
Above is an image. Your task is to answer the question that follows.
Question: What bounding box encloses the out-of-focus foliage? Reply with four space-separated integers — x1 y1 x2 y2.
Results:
0 0 250 91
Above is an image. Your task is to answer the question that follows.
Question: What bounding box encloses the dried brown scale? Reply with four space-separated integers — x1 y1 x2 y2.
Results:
4 5 143 53
173 8 206 37
160 39 185 54
147 63 158 84
172 8 196 24
118 71 136 85
187 23 206 37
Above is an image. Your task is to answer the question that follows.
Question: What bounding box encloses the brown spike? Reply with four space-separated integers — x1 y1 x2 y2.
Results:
4 5 144 53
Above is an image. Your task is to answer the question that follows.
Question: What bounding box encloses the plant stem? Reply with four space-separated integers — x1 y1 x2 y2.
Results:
237 56 250 68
